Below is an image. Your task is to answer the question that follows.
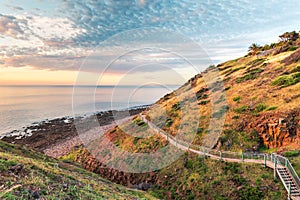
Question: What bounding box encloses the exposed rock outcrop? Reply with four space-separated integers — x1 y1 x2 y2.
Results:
73 148 157 190
245 109 300 149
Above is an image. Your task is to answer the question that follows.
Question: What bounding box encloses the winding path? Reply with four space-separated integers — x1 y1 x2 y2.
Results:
140 114 300 200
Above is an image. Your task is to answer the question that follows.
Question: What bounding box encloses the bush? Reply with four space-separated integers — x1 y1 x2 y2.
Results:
266 106 278 111
197 127 204 135
199 100 210 105
225 86 231 91
291 66 300 73
285 151 299 157
172 102 181 111
234 106 248 114
288 46 298 51
232 115 240 119
271 72 300 87
238 186 264 200
236 68 264 83
255 104 267 112
233 96 241 103
165 118 173 127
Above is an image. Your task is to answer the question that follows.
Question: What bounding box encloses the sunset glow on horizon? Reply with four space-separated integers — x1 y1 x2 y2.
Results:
0 0 300 85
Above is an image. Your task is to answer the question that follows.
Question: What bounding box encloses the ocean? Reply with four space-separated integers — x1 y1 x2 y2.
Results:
0 85 177 135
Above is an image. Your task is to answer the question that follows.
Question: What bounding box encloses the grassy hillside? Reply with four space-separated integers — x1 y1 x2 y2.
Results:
145 31 300 152
2 31 298 199
0 140 156 200
60 31 300 199
90 31 300 155
64 147 287 200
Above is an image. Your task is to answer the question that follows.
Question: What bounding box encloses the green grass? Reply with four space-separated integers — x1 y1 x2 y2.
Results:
288 46 298 51
284 150 299 157
255 103 267 113
148 153 285 200
0 140 155 200
266 106 278 111
271 72 300 87
236 68 264 83
234 106 248 114
233 96 241 103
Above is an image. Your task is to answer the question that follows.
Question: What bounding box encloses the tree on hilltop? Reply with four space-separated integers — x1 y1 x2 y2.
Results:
279 31 299 42
248 43 261 55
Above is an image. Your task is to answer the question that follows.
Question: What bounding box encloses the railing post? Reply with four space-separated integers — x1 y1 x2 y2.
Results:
274 156 277 180
271 154 274 163
288 183 291 200
220 151 222 161
242 152 244 162
264 154 266 167
285 158 288 167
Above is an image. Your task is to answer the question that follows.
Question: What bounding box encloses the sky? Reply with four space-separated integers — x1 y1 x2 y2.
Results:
0 0 300 85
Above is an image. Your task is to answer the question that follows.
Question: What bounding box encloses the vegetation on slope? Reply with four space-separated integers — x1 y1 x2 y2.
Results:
143 30 300 152
63 147 287 200
149 152 286 200
59 30 300 200
0 140 155 200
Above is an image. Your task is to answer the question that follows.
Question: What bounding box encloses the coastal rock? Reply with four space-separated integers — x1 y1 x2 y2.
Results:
245 109 300 149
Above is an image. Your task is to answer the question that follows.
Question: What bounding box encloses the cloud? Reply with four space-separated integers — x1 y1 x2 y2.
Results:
6 5 24 11
1 0 300 80
0 14 26 39
0 14 86 58
58 0 300 46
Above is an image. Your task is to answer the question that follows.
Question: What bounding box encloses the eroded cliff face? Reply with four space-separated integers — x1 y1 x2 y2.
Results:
245 109 300 149
72 148 156 190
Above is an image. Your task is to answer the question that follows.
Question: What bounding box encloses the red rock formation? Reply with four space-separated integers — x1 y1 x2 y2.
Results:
245 109 300 149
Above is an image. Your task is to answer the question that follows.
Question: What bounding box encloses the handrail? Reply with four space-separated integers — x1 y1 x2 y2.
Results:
275 154 300 190
140 114 300 196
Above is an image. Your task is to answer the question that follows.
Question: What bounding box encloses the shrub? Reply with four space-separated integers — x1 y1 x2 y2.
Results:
233 96 241 103
199 100 210 105
247 58 265 67
234 106 248 114
271 72 300 87
238 187 264 200
255 104 267 112
225 86 231 91
172 102 181 111
165 118 173 127
288 46 298 51
291 66 300 73
266 106 278 111
285 151 299 157
236 68 264 83
197 127 204 135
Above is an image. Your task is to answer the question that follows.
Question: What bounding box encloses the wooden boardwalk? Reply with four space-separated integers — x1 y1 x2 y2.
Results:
140 114 300 200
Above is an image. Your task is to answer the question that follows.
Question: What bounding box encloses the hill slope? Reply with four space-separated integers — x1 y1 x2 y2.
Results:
61 31 300 199
0 140 156 200
95 31 300 156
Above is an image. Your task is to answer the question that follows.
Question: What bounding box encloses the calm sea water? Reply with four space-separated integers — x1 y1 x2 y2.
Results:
0 85 177 135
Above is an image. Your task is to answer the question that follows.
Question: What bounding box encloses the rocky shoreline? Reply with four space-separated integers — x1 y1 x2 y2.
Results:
1 106 149 158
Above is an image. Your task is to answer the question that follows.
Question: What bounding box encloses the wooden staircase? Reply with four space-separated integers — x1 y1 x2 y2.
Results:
140 114 300 200
276 167 300 199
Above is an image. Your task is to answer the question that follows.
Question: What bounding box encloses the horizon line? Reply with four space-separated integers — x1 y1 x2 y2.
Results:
0 84 181 87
